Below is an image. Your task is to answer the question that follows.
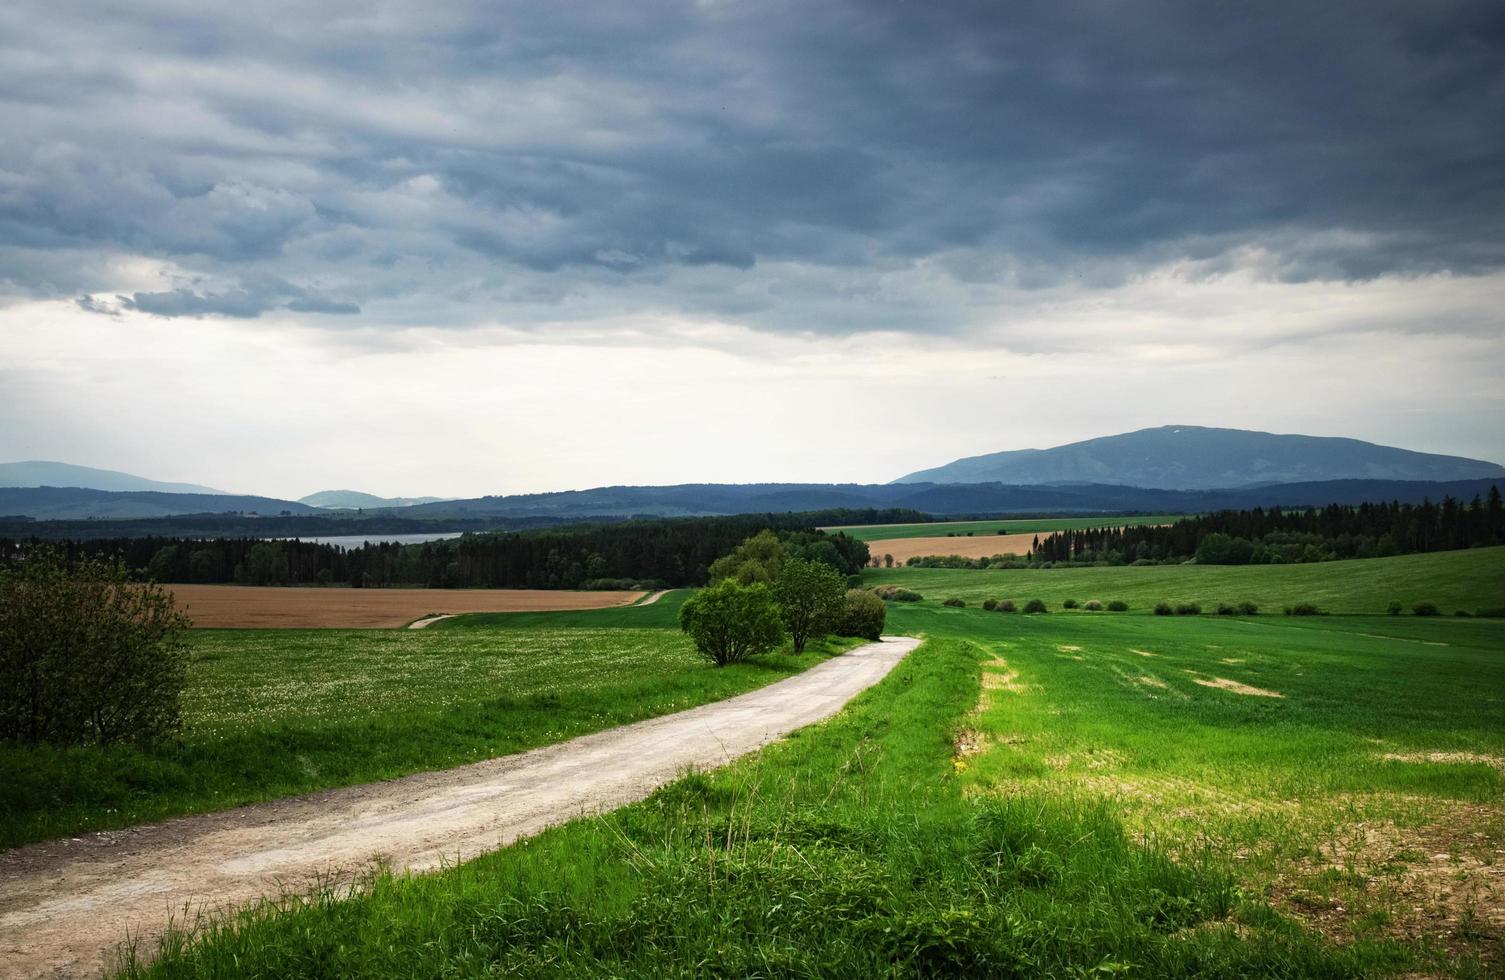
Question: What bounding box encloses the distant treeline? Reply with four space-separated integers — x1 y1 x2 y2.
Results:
0 510 884 588
1028 488 1504 566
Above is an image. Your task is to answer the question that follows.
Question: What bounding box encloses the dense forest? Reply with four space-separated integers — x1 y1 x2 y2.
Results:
1019 489 1503 567
0 510 888 589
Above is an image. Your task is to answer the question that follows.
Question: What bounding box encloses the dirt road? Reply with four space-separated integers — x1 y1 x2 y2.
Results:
0 636 919 978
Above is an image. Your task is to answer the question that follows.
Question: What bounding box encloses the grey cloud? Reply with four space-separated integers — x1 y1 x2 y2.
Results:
0 0 1501 334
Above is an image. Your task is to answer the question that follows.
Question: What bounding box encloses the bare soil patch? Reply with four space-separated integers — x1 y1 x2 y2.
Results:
1189 674 1284 698
866 531 1042 563
167 585 645 629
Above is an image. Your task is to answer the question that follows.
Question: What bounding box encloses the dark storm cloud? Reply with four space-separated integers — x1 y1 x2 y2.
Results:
0 0 1501 330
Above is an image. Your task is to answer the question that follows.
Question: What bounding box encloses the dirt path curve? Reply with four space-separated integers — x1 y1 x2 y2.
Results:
0 636 919 978
636 589 671 605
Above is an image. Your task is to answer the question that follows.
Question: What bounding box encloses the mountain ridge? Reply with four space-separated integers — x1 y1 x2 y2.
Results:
0 460 225 495
892 426 1505 489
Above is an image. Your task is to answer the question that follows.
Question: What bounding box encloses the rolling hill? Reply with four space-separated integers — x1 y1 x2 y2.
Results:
892 426 1505 489
0 487 319 521
299 490 450 509
0 460 225 495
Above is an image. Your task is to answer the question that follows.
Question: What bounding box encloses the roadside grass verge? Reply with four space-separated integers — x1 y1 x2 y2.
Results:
130 638 1383 977
0 604 852 849
825 514 1189 542
864 545 1505 615
889 601 1505 971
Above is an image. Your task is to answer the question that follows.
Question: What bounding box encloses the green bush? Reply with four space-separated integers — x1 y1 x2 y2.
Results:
0 549 191 745
678 580 785 666
1216 603 1236 616
996 599 1017 613
845 574 864 588
1023 599 1048 614
1386 600 1403 616
1412 601 1440 617
1082 599 1103 611
1107 600 1129 612
942 597 966 608
1174 602 1201 616
1455 609 1472 618
836 589 886 640
981 598 998 611
1062 598 1079 609
775 559 848 654
1285 603 1324 616
1237 601 1259 616
871 585 922 602
1153 602 1173 616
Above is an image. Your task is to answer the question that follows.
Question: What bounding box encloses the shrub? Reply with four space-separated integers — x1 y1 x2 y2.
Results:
1174 602 1201 616
1062 598 1079 610
1237 601 1259 616
942 597 966 608
678 579 785 666
774 559 848 653
0 549 191 745
1386 600 1403 616
1285 603 1324 616
981 598 998 611
1023 599 1048 614
1107 600 1129 612
836 589 886 640
1216 603 1236 616
1153 602 1173 616
1412 601 1440 617
845 574 864 588
871 585 922 602
996 599 1017 613
1082 599 1103 611
1455 609 1473 618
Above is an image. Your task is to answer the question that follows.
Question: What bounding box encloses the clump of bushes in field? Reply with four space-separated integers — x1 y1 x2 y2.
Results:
1023 599 1048 614
1284 603 1325 616
1387 600 1403 616
871 585 922 602
1082 599 1103 611
679 579 785 665
1216 602 1259 616
837 589 886 640
942 597 966 608
1455 609 1472 618
1107 600 1129 612
1062 598 1079 609
987 599 1017 613
1 549 191 745
1154 602 1173 616
1412 601 1440 617
1175 602 1201 616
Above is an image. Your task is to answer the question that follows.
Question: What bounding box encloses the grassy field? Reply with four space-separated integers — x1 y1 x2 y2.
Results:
0 590 849 848
825 514 1189 541
864 545 1505 615
123 548 1505 976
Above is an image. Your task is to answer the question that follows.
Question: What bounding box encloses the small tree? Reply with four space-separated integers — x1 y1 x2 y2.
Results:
678 580 784 666
774 558 847 653
1 549 191 745
836 589 886 640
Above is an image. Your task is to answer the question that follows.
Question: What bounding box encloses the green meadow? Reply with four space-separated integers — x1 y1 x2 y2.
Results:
127 548 1505 976
0 590 851 849
865 545 1505 615
824 513 1189 541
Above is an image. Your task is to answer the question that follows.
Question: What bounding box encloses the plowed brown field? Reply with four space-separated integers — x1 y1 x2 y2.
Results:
167 585 646 629
867 531 1041 564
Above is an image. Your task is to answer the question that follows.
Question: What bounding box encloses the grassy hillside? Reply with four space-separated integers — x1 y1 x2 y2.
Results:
129 615 1505 976
863 545 1505 614
0 604 846 848
825 514 1189 542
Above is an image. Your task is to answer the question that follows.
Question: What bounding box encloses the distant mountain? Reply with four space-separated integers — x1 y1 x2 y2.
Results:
0 460 225 495
299 490 450 509
892 426 1505 490
0 487 319 521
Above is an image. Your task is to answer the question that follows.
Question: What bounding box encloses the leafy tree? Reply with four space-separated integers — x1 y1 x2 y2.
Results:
836 589 886 640
678 580 784 666
1 549 191 745
709 530 787 585
774 558 846 653
883 553 894 569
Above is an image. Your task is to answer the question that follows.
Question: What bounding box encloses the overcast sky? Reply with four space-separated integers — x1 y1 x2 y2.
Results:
2 1 1503 498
